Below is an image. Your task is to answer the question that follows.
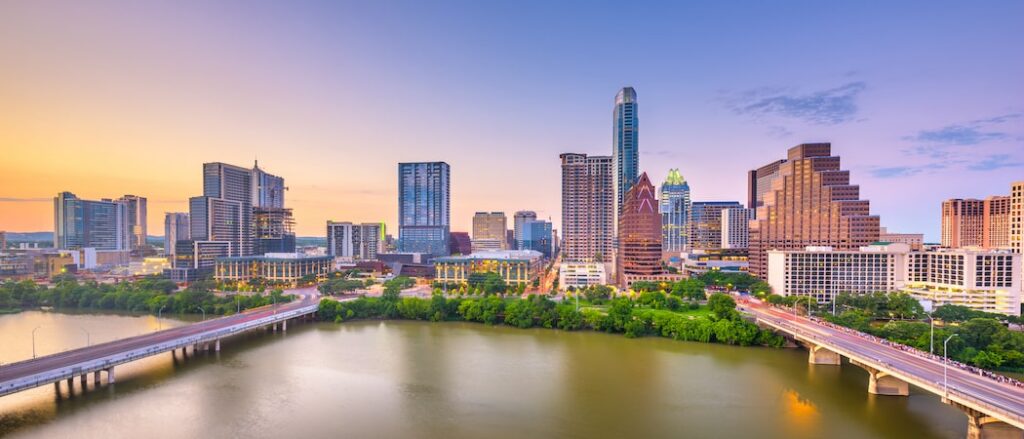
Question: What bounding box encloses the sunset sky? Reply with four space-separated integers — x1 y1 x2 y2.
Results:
1 1 1022 240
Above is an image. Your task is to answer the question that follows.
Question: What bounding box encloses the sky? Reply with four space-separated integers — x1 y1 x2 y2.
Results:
1 1 1022 241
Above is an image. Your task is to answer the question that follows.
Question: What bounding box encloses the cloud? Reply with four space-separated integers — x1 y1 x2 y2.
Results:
642 149 677 158
967 154 1024 171
904 113 1019 149
868 162 950 179
0 197 50 202
725 81 867 125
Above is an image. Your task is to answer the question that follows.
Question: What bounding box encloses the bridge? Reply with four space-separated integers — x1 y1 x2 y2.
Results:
742 299 1024 439
0 298 320 398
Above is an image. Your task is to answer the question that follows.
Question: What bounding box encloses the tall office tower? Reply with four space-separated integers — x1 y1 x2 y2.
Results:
164 212 190 257
1012 181 1024 254
471 211 508 252
941 199 985 248
189 196 245 256
560 153 614 262
749 143 880 278
659 169 691 252
689 201 743 250
117 195 148 251
983 195 1011 249
747 160 786 218
448 232 472 255
617 173 662 284
252 161 285 208
327 221 382 260
254 207 296 254
613 87 639 220
398 162 450 256
522 219 554 258
0 231 6 250
54 192 130 250
721 207 751 249
513 210 537 250
202 162 254 255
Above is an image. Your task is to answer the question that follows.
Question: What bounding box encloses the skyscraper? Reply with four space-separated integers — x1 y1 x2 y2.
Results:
522 219 554 258
560 153 614 262
617 173 661 285
254 207 296 254
472 211 507 252
327 221 381 260
164 212 190 257
252 161 286 208
201 162 255 256
1012 181 1023 254
398 162 450 256
513 210 537 250
689 201 743 250
721 207 751 250
659 169 691 252
54 192 130 251
749 143 880 278
941 199 985 248
117 195 148 251
747 159 786 217
613 87 639 218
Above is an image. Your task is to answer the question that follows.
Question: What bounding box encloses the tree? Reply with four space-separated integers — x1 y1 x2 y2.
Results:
886 293 923 319
672 279 705 301
707 293 738 321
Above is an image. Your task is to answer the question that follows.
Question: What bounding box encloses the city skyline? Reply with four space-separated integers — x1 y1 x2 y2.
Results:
1 2 1022 240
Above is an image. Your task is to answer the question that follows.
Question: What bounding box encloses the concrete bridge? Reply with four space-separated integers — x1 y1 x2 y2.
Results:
743 300 1024 439
0 298 319 398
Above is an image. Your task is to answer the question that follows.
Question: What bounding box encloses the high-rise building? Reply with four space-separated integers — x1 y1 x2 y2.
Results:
164 212 190 257
327 221 381 260
747 160 786 217
513 210 537 250
749 143 880 279
472 212 507 252
252 161 286 209
54 192 130 251
1012 181 1024 254
560 153 614 262
689 201 743 251
522 219 554 258
448 232 472 255
613 87 639 219
398 162 450 257
0 231 6 250
201 162 255 256
617 173 662 285
659 169 691 252
906 249 1021 316
721 207 751 250
254 207 296 254
767 244 909 303
941 196 1010 249
117 195 148 251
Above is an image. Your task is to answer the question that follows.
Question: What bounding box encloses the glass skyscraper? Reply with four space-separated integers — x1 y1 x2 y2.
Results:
398 162 450 257
659 169 691 252
613 87 639 217
53 192 130 251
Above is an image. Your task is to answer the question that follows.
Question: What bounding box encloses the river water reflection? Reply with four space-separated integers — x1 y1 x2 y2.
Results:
0 311 968 438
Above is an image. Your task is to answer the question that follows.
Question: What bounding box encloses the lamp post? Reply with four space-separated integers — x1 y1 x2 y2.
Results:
925 312 935 354
31 325 42 358
236 295 241 314
196 306 206 321
77 327 90 347
157 305 166 331
943 334 959 400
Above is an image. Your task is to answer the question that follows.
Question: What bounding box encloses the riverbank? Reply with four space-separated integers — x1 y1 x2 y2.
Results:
317 293 786 348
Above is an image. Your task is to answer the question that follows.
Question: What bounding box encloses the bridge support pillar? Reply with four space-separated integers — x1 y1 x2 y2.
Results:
80 374 87 389
806 343 841 365
850 359 909 396
94 371 101 385
106 367 115 384
956 403 1024 439
66 377 73 392
282 320 287 332
215 339 220 352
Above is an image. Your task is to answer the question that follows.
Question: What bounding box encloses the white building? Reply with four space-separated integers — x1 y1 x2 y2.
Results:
327 221 381 261
767 244 1022 316
721 207 751 249
559 262 607 290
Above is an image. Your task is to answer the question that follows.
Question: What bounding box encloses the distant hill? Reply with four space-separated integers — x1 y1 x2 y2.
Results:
5 232 325 247
3 232 53 242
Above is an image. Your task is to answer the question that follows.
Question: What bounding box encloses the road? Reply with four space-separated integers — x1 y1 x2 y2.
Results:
742 299 1024 428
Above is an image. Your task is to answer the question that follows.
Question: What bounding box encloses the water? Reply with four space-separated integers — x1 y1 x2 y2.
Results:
0 311 969 438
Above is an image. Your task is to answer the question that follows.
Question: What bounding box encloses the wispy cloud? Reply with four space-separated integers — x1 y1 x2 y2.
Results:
868 162 950 179
967 154 1024 171
0 197 50 202
724 81 867 125
642 149 677 158
903 113 1018 149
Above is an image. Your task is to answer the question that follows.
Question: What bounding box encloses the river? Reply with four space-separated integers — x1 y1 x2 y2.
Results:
0 310 969 438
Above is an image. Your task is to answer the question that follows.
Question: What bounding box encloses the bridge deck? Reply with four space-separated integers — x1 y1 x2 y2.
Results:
0 299 319 397
742 301 1024 430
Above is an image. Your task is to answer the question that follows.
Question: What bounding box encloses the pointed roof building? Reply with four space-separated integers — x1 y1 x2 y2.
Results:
617 172 663 285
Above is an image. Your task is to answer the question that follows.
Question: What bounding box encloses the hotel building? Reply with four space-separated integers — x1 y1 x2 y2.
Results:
560 153 614 262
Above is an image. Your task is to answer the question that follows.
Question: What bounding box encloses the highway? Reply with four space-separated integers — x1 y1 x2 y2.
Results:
0 296 320 397
741 300 1024 430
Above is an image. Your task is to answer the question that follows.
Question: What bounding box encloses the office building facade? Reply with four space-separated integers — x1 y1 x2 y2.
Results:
560 153 614 262
767 244 909 304
327 221 381 261
513 210 537 250
906 249 1021 316
398 162 450 257
721 207 751 250
521 219 554 258
54 192 130 251
254 207 296 254
659 169 691 252
617 173 662 285
689 201 743 251
117 195 148 251
747 159 786 218
472 211 507 252
749 143 880 278
252 161 285 209
164 212 190 257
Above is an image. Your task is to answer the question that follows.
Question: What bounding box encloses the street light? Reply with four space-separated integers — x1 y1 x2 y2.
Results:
31 325 42 358
157 305 166 331
77 327 90 347
924 312 935 354
196 306 206 321
943 334 959 400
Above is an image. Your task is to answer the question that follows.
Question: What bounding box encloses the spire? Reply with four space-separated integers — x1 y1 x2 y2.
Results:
664 168 686 185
